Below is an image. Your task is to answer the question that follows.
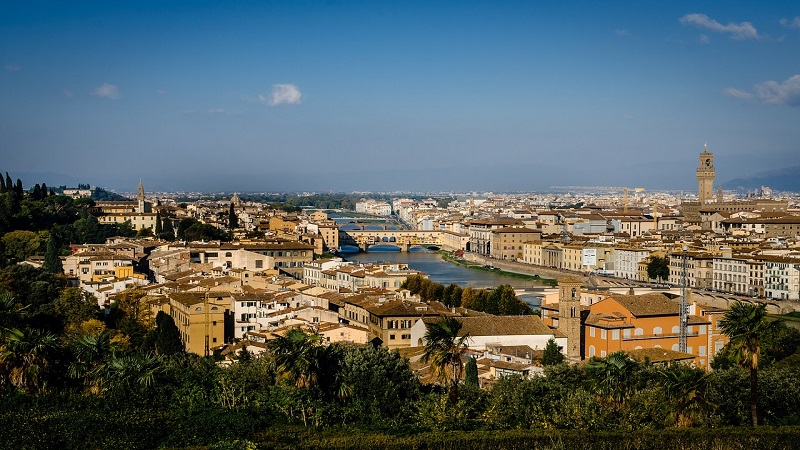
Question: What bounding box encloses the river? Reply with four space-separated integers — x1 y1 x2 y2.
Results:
341 247 543 308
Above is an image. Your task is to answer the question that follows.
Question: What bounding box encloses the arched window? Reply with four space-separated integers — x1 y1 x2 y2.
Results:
672 343 680 351
225 252 232 257
653 326 662 335
588 345 595 357
634 328 644 336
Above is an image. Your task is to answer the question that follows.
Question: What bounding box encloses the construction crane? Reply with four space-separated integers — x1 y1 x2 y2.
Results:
204 290 210 357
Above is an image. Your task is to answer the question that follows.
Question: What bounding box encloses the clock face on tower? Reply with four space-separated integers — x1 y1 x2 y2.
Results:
705 158 711 167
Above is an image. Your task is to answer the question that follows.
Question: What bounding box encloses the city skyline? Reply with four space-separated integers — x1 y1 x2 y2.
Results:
2 1 799 192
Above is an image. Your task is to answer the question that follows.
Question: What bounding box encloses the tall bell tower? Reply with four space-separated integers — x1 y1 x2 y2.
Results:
696 143 715 204
557 278 583 360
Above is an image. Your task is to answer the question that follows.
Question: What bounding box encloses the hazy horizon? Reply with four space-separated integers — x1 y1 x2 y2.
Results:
3 2 799 192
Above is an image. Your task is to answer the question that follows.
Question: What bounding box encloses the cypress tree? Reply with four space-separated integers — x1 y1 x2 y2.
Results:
0 173 5 193
542 338 565 366
41 183 48 197
464 357 479 388
43 229 63 274
5 173 12 193
32 184 42 200
228 202 238 229
161 218 175 240
153 311 183 356
14 179 23 197
155 211 163 235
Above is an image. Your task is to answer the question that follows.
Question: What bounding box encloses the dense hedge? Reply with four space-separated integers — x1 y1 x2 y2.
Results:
0 396 264 450
262 428 800 450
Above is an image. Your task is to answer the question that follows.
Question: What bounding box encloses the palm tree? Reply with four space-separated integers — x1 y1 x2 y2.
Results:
718 301 774 427
270 328 325 388
104 352 164 395
0 327 60 394
422 316 470 404
660 364 713 428
586 351 638 413
0 292 27 341
68 330 116 395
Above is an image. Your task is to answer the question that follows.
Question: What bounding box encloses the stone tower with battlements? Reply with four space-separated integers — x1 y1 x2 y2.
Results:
696 144 715 204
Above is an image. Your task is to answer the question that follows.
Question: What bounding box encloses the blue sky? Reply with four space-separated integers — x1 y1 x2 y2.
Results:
2 1 799 192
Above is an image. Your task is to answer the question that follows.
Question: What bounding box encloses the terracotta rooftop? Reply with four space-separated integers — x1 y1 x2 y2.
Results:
608 293 680 317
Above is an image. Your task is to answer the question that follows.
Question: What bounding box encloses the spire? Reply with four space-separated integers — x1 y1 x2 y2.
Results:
137 179 145 202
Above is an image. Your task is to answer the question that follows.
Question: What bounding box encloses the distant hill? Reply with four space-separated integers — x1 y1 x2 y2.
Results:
92 187 131 201
722 166 800 192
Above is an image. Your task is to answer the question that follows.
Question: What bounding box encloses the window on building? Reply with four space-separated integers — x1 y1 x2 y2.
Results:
612 329 619 340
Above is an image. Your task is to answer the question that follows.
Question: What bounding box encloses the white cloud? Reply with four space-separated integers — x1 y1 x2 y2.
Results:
62 89 74 98
91 83 120 99
622 113 634 120
679 13 759 40
780 17 800 29
261 83 303 106
698 34 710 44
4 64 21 72
724 75 800 106
615 29 630 37
156 89 167 95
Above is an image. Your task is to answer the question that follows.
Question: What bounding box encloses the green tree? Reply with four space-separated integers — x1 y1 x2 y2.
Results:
587 351 639 414
1 230 43 263
42 229 63 274
144 311 183 356
646 256 669 283
137 226 153 237
0 292 27 341
450 284 463 307
72 216 102 243
55 287 99 327
718 301 775 426
159 217 175 240
108 289 150 349
496 284 532 315
104 352 165 398
337 345 420 425
270 328 326 389
423 316 469 404
542 338 565 366
228 203 238 230
0 327 61 394
464 356 478 388
659 364 713 428
68 330 117 395
154 211 163 236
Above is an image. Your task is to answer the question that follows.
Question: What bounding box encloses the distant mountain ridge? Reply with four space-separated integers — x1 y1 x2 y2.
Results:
722 166 800 192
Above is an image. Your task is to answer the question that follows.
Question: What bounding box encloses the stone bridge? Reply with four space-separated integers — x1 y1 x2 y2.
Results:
338 229 444 252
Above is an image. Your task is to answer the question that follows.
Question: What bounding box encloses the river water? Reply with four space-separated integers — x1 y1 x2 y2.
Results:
342 248 523 288
341 248 544 308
